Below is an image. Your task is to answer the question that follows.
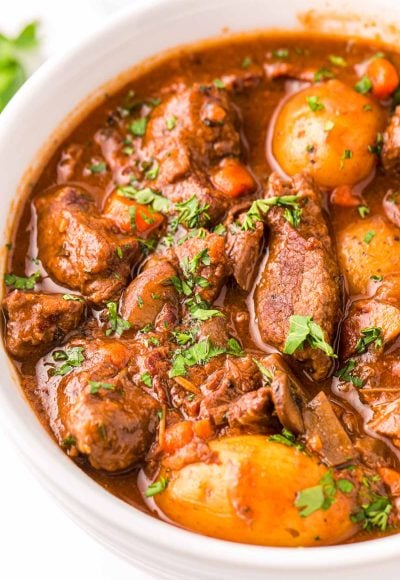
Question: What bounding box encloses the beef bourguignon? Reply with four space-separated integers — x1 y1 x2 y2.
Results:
4 31 400 547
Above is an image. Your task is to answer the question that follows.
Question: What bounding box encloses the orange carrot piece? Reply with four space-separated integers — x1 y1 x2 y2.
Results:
367 57 399 100
212 159 256 198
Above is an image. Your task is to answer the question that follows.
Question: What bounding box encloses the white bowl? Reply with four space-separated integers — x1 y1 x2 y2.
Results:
1 0 400 578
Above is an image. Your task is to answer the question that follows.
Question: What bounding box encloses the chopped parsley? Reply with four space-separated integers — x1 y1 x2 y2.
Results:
62 294 84 302
88 380 115 394
213 78 225 89
145 476 169 497
173 196 210 229
117 186 170 213
368 132 384 156
52 346 85 376
324 120 335 132
188 306 223 321
5 270 40 290
355 327 382 354
283 315 336 358
213 223 226 235
306 95 325 112
355 76 373 94
370 275 383 282
351 494 392 531
165 115 177 130
226 337 244 357
89 162 106 174
141 372 153 387
364 230 376 244
169 337 225 377
253 358 274 383
358 205 370 218
129 116 148 136
328 55 347 67
241 56 253 69
314 67 334 82
241 195 302 231
62 435 76 447
272 48 289 59
340 149 353 169
145 162 159 180
269 428 304 450
335 358 364 388
105 301 131 336
295 469 353 517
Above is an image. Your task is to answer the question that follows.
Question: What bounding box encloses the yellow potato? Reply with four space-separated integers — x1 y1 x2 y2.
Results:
155 436 357 547
272 80 385 188
337 215 400 295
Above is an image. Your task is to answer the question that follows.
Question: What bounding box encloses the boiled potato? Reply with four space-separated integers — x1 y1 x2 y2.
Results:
272 80 385 188
155 436 357 547
337 215 400 295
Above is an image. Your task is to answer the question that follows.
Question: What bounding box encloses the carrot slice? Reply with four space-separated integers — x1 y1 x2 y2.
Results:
103 191 164 235
212 159 256 198
378 466 400 496
330 185 362 207
193 418 214 440
163 421 194 454
367 57 399 100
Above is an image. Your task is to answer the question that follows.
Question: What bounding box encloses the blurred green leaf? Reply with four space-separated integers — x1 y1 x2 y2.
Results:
0 21 39 112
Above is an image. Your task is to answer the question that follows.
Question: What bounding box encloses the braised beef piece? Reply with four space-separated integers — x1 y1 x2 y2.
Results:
172 231 231 303
56 338 159 471
226 215 264 291
383 190 400 228
143 84 243 222
340 275 400 359
3 290 84 359
226 387 271 427
260 353 306 434
255 172 341 380
382 106 400 172
121 258 178 330
35 186 139 305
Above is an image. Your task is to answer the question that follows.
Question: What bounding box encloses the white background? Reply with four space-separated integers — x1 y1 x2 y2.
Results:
1 1 153 578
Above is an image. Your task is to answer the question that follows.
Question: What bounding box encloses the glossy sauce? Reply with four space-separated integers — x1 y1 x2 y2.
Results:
5 32 400 543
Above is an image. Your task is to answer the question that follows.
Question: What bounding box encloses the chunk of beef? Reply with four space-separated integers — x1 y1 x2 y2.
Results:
3 290 84 359
120 259 178 330
226 387 271 427
197 315 229 348
143 84 243 222
383 190 400 228
340 297 400 360
56 338 159 471
382 106 400 172
35 186 139 305
369 399 400 447
261 353 306 434
226 217 264 291
173 232 231 303
255 173 341 380
225 355 262 393
303 392 356 466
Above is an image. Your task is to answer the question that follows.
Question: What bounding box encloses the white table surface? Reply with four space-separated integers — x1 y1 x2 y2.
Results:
1 1 153 578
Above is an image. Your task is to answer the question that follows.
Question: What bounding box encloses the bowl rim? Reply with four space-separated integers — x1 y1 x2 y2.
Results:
1 0 400 571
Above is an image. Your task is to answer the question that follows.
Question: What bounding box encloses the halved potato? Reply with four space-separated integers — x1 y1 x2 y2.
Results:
272 80 385 188
337 215 400 295
155 435 357 546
